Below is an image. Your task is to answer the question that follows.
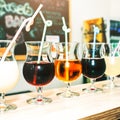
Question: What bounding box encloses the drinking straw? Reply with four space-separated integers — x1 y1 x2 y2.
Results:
62 17 71 61
0 17 31 63
26 4 43 32
0 4 43 63
62 17 71 82
92 25 100 58
112 41 120 56
37 11 52 63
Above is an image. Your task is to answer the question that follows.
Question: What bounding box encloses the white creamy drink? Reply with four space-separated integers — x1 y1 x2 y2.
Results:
0 61 19 93
104 57 120 77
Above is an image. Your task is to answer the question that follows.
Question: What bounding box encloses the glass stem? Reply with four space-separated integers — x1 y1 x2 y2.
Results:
0 93 6 109
90 79 96 90
110 77 114 88
67 82 71 91
36 87 43 103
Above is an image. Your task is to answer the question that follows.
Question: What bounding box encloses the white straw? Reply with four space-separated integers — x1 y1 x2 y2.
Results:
0 17 31 63
26 4 43 32
92 25 99 58
62 17 70 61
37 11 52 63
39 11 46 24
37 24 47 63
112 41 120 56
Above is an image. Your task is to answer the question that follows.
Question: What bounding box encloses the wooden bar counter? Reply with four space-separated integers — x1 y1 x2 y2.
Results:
0 80 120 120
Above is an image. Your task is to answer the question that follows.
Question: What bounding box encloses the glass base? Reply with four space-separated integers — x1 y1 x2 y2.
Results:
26 97 52 104
102 80 115 90
0 103 17 112
90 87 103 92
56 90 80 98
82 87 103 93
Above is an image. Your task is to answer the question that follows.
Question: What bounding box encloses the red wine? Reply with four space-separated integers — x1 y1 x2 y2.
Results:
23 62 55 86
82 58 106 79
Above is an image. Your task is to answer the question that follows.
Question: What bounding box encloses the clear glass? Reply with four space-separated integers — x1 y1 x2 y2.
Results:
0 40 19 112
54 42 82 98
23 41 55 104
82 43 106 92
102 43 120 89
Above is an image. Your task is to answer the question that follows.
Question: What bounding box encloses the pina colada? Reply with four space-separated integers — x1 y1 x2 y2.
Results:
0 61 19 93
104 57 120 77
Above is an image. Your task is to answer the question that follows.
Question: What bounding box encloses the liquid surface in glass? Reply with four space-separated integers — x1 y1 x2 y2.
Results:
82 58 106 79
55 59 82 82
23 61 55 86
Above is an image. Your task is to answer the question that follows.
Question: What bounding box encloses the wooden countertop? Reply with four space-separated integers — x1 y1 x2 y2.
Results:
0 80 120 120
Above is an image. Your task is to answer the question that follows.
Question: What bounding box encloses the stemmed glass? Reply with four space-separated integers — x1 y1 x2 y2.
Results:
54 42 82 98
102 42 120 88
23 41 55 104
0 40 19 112
81 43 106 92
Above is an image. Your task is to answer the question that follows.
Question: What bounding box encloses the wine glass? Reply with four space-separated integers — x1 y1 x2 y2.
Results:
54 42 82 98
102 42 120 88
81 42 106 92
0 40 19 112
23 41 55 104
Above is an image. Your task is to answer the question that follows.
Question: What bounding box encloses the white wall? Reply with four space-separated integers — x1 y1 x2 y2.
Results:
110 0 120 18
70 0 120 43
70 0 110 42
9 0 120 93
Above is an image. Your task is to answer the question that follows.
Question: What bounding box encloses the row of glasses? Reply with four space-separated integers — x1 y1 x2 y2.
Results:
0 41 55 112
23 41 82 101
24 41 119 100
1 40 120 112
82 42 120 92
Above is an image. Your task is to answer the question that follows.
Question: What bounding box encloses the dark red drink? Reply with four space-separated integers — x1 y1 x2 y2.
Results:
23 61 55 86
82 58 106 79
